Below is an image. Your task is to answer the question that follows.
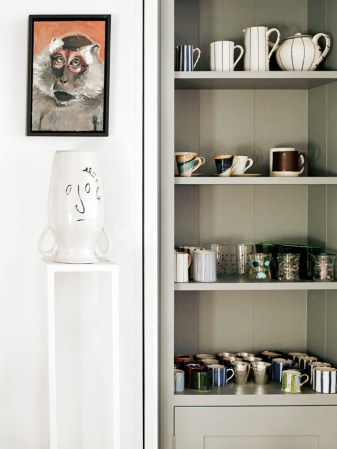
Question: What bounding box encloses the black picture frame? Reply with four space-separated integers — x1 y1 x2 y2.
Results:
27 14 111 136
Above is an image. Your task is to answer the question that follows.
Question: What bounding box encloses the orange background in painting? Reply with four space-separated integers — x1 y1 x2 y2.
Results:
33 21 106 62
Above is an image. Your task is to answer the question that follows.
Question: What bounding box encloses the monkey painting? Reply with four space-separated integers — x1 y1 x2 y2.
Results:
31 34 105 133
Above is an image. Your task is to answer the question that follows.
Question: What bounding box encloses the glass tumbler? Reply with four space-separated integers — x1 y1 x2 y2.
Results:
312 253 336 281
277 253 300 281
247 253 272 280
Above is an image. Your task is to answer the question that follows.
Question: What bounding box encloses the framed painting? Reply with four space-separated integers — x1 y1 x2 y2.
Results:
27 15 111 136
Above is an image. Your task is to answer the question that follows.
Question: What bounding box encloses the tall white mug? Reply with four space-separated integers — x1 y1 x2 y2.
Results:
243 26 280 71
210 41 244 71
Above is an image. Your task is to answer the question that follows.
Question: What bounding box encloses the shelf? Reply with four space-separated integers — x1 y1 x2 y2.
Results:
173 381 337 406
175 276 337 291
175 71 337 90
175 176 337 185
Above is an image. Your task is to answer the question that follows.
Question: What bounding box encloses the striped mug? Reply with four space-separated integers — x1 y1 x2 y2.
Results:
175 45 201 71
313 367 337 394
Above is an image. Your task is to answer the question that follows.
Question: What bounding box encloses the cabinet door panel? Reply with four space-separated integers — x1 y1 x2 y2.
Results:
205 435 318 449
175 406 337 449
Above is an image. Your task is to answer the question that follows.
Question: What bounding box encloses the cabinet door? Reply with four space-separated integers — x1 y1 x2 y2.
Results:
175 406 337 449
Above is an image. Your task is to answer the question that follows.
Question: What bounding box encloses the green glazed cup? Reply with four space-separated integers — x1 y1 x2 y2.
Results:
192 369 210 391
282 369 309 393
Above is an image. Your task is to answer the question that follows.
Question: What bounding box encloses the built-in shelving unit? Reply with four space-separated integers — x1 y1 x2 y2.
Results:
161 0 337 447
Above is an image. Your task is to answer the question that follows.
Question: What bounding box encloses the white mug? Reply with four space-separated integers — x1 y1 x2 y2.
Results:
269 147 296 176
174 369 185 392
192 250 217 282
210 41 244 71
232 156 254 175
174 251 191 282
313 367 337 393
243 26 280 71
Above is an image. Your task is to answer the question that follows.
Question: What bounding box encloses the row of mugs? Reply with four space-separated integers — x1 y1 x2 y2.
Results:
175 148 308 177
175 152 253 177
176 27 330 73
174 351 336 393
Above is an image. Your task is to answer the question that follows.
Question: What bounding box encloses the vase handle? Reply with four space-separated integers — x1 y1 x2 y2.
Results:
95 227 113 261
38 224 57 260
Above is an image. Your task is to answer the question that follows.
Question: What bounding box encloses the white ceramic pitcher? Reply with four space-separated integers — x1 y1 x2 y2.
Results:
243 26 281 71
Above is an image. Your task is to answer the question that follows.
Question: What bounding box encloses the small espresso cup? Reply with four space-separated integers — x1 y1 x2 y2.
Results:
313 367 337 393
282 369 309 393
175 45 201 71
210 41 244 71
213 154 240 177
208 364 234 386
232 156 254 175
271 148 308 174
175 152 205 177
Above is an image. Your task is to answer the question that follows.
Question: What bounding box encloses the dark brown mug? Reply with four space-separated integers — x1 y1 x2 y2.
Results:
272 150 308 172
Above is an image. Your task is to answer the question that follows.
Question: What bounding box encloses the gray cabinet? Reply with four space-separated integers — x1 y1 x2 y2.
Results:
175 406 337 449
161 1 337 448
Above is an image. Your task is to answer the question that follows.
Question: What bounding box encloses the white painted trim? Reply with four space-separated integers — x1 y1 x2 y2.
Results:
144 0 160 448
45 263 119 449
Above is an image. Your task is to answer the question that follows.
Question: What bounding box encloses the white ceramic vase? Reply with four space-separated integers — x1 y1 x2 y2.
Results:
39 150 112 263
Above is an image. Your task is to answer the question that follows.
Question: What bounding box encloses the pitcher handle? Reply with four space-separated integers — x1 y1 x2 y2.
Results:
94 227 113 261
298 152 308 174
267 28 281 59
300 373 309 387
233 45 244 69
193 48 201 69
38 224 57 261
313 33 331 68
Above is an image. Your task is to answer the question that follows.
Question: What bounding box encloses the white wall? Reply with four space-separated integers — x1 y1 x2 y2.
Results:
0 2 143 449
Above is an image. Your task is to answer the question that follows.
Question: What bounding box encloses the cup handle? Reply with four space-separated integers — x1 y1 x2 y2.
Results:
267 28 281 59
187 253 192 268
298 152 308 174
38 224 57 260
193 48 201 69
226 368 235 382
230 156 240 174
94 227 113 261
192 156 206 173
233 45 244 69
300 373 309 387
244 158 254 173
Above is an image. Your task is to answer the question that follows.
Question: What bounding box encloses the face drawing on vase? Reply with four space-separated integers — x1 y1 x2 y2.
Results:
65 166 101 222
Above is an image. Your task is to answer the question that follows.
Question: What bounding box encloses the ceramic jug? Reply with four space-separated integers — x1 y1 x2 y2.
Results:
243 26 280 71
276 32 331 71
38 150 112 263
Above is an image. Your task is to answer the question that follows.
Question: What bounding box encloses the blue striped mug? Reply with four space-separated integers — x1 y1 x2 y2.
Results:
313 367 337 394
175 45 201 71
208 364 234 387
